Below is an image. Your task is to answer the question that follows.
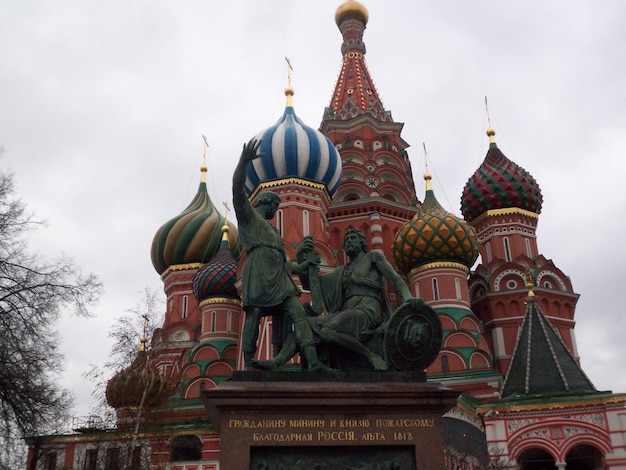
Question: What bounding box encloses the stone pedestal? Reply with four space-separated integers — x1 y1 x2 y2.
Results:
204 372 458 469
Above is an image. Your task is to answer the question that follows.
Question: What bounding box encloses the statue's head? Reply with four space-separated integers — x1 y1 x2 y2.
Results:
254 191 281 219
342 228 368 255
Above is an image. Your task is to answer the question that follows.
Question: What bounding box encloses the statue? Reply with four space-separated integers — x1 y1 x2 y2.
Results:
253 228 432 371
232 140 329 371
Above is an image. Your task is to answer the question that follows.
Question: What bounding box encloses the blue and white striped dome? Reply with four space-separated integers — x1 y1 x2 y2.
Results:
244 94 342 196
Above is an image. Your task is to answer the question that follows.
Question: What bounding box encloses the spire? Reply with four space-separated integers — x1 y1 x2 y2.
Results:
500 291 596 399
139 313 149 352
326 1 390 122
220 202 230 243
201 134 209 183
423 143 433 192
485 96 496 148
284 57 294 107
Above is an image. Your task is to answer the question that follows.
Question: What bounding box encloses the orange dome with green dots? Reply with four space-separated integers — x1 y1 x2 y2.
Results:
393 172 479 274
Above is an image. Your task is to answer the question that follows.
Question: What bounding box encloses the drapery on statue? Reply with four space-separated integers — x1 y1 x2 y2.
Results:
232 139 329 371
252 228 429 371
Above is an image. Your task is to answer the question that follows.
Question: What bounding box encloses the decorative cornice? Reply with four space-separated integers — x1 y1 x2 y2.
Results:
470 207 539 226
409 261 470 277
249 178 330 201
29 423 218 444
479 393 626 414
161 263 204 279
199 297 241 307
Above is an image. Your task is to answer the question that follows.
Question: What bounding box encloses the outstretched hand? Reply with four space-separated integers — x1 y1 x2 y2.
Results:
404 297 426 312
240 139 264 164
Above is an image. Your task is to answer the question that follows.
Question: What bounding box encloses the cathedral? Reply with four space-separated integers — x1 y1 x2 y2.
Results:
27 2 626 470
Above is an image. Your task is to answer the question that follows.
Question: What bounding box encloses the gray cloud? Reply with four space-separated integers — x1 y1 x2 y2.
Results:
1 1 625 415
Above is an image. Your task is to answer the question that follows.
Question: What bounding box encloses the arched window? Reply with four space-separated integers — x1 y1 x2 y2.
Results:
486 242 492 263
432 278 439 301
211 311 216 332
441 355 449 372
171 435 202 461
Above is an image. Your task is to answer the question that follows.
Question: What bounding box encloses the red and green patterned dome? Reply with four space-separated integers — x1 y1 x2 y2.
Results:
151 164 240 274
393 173 479 274
461 129 543 222
192 225 239 302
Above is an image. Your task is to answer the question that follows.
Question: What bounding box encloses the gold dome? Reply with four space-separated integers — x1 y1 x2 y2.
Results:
335 0 369 26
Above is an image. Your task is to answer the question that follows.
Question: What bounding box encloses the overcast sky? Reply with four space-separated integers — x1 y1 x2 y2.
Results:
1 1 625 417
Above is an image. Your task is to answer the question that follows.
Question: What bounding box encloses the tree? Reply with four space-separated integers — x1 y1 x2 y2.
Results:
0 151 102 470
84 286 164 427
81 287 165 469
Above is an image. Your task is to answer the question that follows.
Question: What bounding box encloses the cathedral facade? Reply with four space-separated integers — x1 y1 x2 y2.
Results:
27 2 626 470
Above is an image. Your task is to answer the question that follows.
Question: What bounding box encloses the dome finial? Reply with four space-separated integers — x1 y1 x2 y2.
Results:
221 201 231 241
335 1 369 27
201 134 209 183
423 142 433 191
139 313 149 352
485 96 496 145
284 57 295 107
525 269 536 298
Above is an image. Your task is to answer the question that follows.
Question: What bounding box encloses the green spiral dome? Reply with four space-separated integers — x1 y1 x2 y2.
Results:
150 165 240 274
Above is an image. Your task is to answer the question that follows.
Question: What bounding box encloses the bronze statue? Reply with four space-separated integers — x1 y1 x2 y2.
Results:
232 140 328 371
253 228 426 371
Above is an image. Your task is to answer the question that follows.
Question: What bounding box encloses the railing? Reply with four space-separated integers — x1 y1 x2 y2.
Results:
71 415 111 433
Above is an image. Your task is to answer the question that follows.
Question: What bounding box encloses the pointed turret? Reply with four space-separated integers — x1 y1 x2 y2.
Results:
500 277 596 399
322 1 418 261
324 1 390 122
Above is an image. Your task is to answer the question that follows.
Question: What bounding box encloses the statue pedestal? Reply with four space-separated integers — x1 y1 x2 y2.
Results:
203 372 458 469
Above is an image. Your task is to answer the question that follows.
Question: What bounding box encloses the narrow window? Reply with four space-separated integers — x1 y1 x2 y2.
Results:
503 237 512 262
441 355 449 373
302 210 310 237
182 295 188 319
84 450 98 470
276 209 283 236
486 242 492 263
226 311 233 333
46 453 57 470
432 278 439 301
105 448 121 470
455 278 461 300
211 311 217 332
525 238 532 257
131 447 142 470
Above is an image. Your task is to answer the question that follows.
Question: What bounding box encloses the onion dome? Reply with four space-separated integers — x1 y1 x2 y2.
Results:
105 339 171 409
192 222 239 302
393 173 479 273
335 0 369 26
151 162 240 274
244 87 342 197
461 128 543 223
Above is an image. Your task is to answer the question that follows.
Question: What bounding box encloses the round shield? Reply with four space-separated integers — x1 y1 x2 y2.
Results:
383 301 442 371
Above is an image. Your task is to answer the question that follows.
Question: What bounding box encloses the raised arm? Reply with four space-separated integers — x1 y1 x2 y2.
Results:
232 139 263 220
